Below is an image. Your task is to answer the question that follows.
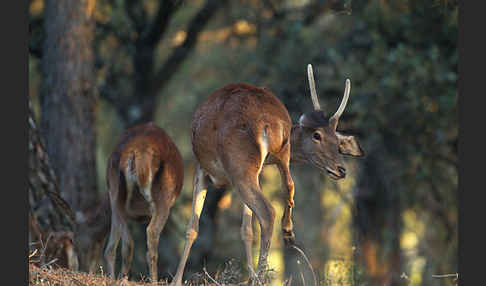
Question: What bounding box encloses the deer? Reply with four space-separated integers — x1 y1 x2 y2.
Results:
104 122 184 282
171 64 364 286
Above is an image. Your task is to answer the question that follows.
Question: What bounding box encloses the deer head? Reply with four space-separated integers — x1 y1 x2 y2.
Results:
291 64 364 179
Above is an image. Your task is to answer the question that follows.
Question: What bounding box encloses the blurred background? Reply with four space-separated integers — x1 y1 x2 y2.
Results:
28 0 458 285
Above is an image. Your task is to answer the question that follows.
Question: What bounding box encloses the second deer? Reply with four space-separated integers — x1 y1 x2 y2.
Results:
104 122 184 282
171 64 364 286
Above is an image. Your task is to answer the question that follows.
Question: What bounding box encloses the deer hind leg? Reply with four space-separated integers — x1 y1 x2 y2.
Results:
104 201 124 278
235 180 275 282
145 203 171 283
220 126 274 282
171 164 208 286
120 225 134 278
241 204 258 280
105 164 126 279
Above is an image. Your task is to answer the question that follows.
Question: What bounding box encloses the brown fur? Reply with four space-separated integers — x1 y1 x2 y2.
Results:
172 81 364 286
191 83 291 186
104 122 183 282
172 83 295 285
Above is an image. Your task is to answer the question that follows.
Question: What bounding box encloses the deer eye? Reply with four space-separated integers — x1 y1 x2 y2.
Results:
313 132 321 141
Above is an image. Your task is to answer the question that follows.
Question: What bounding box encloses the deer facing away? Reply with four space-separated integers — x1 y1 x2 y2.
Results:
104 122 184 282
171 64 364 286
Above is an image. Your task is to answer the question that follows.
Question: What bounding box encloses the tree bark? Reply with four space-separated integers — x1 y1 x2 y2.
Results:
41 0 98 213
29 101 78 270
29 102 76 233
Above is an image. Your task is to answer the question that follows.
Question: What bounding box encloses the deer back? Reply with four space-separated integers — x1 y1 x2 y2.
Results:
191 83 292 185
107 122 184 203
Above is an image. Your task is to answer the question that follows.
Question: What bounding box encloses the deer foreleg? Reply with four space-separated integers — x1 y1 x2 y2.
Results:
278 160 296 246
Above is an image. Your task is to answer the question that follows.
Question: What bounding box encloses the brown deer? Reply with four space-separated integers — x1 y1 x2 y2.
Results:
171 64 364 286
104 122 184 282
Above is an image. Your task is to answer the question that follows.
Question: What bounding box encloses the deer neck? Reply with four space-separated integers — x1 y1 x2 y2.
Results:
290 125 307 163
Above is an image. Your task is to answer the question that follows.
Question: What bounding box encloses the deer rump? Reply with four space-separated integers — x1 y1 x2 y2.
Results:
191 83 292 187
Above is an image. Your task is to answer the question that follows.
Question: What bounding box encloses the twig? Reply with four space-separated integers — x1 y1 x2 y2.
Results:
432 273 458 280
249 267 263 286
296 260 306 286
41 232 53 257
203 267 222 286
290 245 318 286
42 258 59 268
29 249 38 259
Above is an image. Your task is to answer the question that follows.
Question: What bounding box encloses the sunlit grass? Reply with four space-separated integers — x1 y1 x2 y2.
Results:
323 259 354 286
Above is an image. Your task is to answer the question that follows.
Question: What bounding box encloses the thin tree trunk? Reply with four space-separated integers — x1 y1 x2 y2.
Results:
353 148 403 286
41 0 98 213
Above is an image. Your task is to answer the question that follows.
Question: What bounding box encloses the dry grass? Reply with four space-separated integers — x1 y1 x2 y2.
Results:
28 259 251 286
29 263 166 286
29 246 280 286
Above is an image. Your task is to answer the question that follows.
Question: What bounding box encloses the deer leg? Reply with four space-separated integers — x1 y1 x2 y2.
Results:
236 182 275 282
104 205 124 278
145 205 170 283
120 225 134 278
277 163 296 246
241 204 258 280
277 157 317 286
171 165 208 286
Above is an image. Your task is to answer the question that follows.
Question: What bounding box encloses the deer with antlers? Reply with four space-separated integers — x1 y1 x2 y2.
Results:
104 122 184 282
171 64 364 286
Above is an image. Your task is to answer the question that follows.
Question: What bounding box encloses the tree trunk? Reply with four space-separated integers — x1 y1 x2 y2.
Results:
29 101 78 270
41 0 98 213
353 148 403 286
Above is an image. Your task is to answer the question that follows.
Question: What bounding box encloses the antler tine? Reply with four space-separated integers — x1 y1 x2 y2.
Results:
330 78 351 121
307 64 321 110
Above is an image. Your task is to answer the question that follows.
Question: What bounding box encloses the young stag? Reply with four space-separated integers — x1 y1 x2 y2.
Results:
171 64 364 286
104 122 184 282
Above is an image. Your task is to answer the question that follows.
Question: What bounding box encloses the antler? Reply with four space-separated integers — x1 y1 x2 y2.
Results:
307 64 321 110
330 79 351 123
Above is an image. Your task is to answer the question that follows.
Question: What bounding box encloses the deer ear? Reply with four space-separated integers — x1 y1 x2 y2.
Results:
298 114 307 126
336 132 364 157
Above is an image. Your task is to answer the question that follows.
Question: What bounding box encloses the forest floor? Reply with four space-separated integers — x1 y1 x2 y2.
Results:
28 262 252 286
29 263 165 286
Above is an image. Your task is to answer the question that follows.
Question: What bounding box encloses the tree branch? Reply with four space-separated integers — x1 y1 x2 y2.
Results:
150 0 224 95
143 0 182 46
125 0 147 34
